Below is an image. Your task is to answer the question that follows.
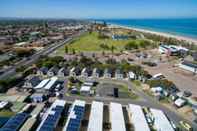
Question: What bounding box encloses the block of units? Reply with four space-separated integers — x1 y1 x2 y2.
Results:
128 104 150 131
87 101 104 131
36 100 66 131
1 113 29 131
150 108 174 131
44 76 58 90
109 102 126 131
63 100 86 131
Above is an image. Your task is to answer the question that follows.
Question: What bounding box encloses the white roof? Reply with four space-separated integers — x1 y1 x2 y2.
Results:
15 42 28 46
0 101 8 109
128 71 135 79
34 79 50 89
36 100 66 131
84 81 94 86
88 101 103 131
110 102 126 131
150 108 174 131
174 98 186 107
80 86 91 92
151 87 163 92
128 104 150 131
44 77 58 90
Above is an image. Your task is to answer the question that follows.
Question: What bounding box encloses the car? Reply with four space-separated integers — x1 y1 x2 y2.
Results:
179 121 193 131
183 91 192 97
193 118 197 124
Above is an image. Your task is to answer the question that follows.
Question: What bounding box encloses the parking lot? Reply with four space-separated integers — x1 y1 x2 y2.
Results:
144 62 197 96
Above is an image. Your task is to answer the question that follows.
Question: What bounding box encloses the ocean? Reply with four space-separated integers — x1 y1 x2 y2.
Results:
98 19 197 39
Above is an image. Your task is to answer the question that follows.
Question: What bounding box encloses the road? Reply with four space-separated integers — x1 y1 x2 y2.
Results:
62 77 197 129
0 31 85 80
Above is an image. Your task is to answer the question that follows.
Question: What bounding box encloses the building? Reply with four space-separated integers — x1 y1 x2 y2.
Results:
179 60 197 74
128 71 136 80
127 104 150 131
30 93 45 103
23 76 41 88
47 66 59 77
0 101 9 109
69 67 81 77
44 77 58 90
80 85 91 96
150 108 174 131
37 67 48 76
88 101 103 131
81 68 92 78
34 79 50 90
92 68 101 78
104 68 112 78
36 100 66 131
63 100 85 131
58 67 69 77
115 69 124 79
109 102 126 131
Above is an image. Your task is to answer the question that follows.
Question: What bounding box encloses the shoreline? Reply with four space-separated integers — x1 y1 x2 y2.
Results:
109 24 197 45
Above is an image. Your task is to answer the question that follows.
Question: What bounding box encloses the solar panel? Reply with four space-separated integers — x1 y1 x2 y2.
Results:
38 105 64 131
0 113 29 131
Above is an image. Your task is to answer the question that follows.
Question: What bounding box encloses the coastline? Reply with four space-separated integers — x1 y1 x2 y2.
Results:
109 24 197 45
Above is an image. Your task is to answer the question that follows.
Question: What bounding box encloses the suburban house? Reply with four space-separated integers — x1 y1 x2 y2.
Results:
69 67 81 77
30 93 45 103
58 67 69 77
23 76 41 88
104 68 112 78
128 71 136 80
81 68 92 78
179 60 197 74
47 66 59 77
115 69 124 79
37 67 48 76
92 68 101 78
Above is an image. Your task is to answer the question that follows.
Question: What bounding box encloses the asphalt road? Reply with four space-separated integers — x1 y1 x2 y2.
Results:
0 31 85 80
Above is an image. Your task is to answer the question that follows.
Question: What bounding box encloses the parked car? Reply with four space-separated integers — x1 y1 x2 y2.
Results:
183 91 192 97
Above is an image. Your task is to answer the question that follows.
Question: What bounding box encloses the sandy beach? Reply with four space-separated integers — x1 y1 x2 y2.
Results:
110 24 197 45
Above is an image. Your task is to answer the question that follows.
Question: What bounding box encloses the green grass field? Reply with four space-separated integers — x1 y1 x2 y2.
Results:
55 32 146 55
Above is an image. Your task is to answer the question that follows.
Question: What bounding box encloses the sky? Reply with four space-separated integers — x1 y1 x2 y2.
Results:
0 0 197 19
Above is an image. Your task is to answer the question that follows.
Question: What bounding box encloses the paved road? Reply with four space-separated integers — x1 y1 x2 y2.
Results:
62 77 197 129
0 31 85 80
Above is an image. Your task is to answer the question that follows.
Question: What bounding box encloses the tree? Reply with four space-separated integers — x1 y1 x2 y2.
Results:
111 45 116 54
65 45 68 54
72 49 76 55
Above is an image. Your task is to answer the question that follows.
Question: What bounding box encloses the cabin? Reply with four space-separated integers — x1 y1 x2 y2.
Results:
58 67 69 77
47 66 59 77
37 67 48 76
23 76 41 88
104 68 112 78
115 69 124 79
81 68 92 78
92 68 101 78
69 67 81 77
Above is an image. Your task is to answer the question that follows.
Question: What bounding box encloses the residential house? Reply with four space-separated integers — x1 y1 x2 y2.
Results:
30 93 45 103
69 67 81 77
37 67 48 76
128 71 136 80
81 68 92 78
23 76 41 88
104 68 112 78
47 66 59 77
58 67 69 77
92 68 101 78
115 69 124 79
